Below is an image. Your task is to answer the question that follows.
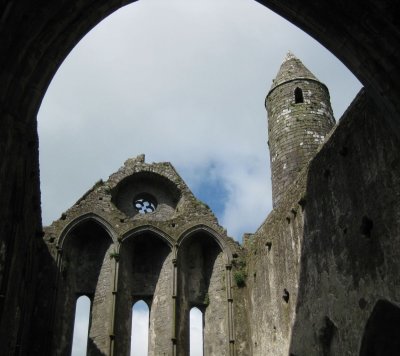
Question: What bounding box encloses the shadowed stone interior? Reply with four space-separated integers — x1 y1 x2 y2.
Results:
1 1 400 355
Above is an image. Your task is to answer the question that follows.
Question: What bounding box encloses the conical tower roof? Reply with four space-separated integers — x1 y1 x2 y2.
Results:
269 52 320 92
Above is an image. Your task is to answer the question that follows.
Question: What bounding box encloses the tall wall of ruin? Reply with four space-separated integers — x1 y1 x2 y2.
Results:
246 89 400 355
245 154 307 356
38 157 252 356
289 89 400 355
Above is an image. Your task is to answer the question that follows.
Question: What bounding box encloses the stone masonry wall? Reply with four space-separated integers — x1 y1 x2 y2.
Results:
247 89 400 355
245 164 307 356
177 234 230 356
43 156 245 356
203 252 228 356
289 89 400 355
53 222 114 356
115 234 173 356
149 252 174 356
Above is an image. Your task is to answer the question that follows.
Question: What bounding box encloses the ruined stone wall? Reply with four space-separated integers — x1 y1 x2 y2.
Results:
266 78 335 207
289 89 400 355
247 89 400 355
115 234 173 356
204 252 228 356
53 222 114 356
0 116 43 356
148 252 174 356
177 234 230 356
41 157 247 356
245 165 307 356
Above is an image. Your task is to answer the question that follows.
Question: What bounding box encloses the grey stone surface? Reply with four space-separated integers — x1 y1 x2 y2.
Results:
266 53 335 207
289 90 400 355
43 155 243 355
244 88 400 356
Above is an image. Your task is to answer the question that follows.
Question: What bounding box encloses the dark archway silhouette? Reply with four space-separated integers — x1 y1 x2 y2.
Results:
359 300 400 356
1 1 400 355
115 231 172 356
52 219 113 356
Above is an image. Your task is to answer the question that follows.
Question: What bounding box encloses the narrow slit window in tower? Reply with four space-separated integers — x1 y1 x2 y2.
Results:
130 300 149 356
294 87 304 103
71 295 91 356
190 307 204 356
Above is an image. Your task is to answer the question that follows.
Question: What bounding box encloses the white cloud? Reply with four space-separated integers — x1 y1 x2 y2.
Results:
218 159 272 238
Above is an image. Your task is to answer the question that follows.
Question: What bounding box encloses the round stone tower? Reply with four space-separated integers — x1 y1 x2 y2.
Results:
266 52 335 207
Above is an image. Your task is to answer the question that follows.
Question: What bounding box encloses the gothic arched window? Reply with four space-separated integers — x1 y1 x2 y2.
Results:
71 295 91 356
190 307 204 356
130 300 149 356
294 87 304 103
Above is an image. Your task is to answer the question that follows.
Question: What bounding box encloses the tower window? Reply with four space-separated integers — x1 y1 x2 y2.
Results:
294 87 304 103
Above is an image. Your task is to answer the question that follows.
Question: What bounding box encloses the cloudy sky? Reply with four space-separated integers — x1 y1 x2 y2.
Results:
38 0 361 354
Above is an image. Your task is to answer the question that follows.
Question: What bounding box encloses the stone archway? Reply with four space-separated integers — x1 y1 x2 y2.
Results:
176 228 231 356
1 1 400 354
115 231 173 356
53 219 114 356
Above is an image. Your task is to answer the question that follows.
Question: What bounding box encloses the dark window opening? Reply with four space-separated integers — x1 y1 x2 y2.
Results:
294 87 304 103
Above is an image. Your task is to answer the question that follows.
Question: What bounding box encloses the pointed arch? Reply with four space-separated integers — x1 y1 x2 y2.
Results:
121 225 174 249
58 213 117 249
177 224 233 264
114 227 173 355
53 215 115 355
176 225 231 355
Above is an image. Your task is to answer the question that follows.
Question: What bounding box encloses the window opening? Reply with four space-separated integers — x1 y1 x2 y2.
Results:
190 307 203 356
71 295 91 356
133 193 157 214
131 300 149 356
294 87 304 103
